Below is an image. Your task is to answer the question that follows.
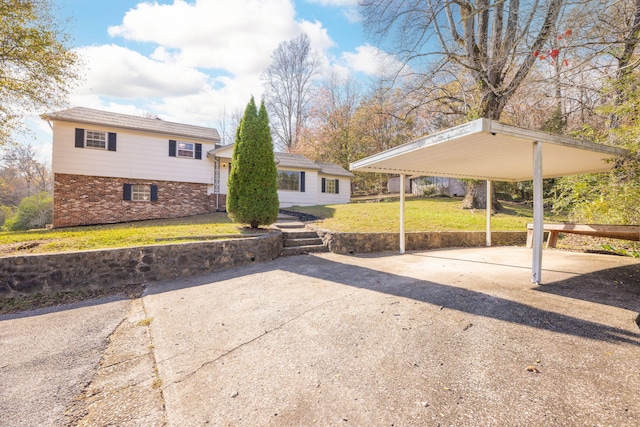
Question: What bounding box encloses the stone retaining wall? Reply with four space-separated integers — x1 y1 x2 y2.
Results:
0 228 529 298
313 229 528 254
0 233 282 297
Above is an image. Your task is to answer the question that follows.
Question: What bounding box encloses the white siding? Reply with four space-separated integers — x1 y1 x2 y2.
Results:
52 122 216 184
277 169 319 207
218 157 231 194
210 148 352 207
317 176 351 205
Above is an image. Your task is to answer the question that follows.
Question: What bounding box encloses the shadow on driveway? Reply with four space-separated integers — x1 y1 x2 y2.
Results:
147 249 640 346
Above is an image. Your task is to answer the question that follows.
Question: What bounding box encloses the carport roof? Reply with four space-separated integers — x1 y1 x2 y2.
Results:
350 119 630 182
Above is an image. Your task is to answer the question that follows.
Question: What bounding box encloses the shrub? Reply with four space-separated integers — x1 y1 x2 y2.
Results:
0 205 14 228
5 192 52 231
226 97 279 228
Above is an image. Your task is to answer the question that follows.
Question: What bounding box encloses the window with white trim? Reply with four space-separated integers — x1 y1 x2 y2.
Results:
321 178 339 194
131 184 151 201
86 130 106 149
326 179 337 194
123 183 158 201
177 142 195 158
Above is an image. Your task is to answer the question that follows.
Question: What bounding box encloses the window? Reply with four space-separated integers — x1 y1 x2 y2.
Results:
123 184 158 202
321 178 339 194
132 184 151 201
177 142 194 158
86 130 106 149
169 140 202 159
75 128 116 151
277 170 300 191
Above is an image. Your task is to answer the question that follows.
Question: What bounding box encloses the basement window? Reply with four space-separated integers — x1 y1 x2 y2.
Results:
123 184 158 202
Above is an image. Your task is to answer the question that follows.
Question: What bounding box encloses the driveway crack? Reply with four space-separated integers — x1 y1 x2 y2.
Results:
171 294 352 386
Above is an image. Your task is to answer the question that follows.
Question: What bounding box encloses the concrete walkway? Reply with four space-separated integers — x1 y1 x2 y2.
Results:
1 247 639 426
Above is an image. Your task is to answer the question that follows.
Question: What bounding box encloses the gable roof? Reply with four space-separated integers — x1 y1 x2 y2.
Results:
42 107 220 142
315 161 355 177
274 152 320 170
207 145 353 178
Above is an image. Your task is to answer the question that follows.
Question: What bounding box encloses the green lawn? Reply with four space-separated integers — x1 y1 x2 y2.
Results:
287 197 562 232
0 197 562 257
0 213 255 256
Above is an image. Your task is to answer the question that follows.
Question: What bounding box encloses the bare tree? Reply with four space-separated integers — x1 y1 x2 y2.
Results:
360 0 568 208
362 0 566 120
262 33 321 152
1 143 51 193
214 107 243 146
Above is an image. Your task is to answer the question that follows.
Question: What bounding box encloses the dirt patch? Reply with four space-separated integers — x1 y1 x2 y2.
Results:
555 234 639 256
0 240 48 257
0 284 145 315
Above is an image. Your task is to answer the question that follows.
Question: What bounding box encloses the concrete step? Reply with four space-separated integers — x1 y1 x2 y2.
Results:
283 237 323 247
275 222 305 229
281 244 329 256
281 230 319 239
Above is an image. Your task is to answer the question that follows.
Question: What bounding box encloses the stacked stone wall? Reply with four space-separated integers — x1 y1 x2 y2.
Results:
313 229 528 254
53 173 216 227
0 233 282 297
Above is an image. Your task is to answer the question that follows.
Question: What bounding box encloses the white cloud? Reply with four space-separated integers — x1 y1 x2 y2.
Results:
75 45 210 98
108 0 303 76
298 19 335 52
58 0 357 138
342 44 405 78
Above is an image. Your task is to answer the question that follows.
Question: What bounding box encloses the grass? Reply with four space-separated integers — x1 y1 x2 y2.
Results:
0 197 564 258
0 212 256 256
287 196 565 233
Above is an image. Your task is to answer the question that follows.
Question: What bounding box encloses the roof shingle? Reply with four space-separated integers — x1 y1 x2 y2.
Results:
42 107 220 142
274 152 320 170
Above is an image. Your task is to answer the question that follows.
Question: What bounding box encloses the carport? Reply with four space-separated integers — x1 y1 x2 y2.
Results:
350 119 631 284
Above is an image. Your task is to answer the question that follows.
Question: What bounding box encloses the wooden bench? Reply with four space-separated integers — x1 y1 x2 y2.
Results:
526 223 640 248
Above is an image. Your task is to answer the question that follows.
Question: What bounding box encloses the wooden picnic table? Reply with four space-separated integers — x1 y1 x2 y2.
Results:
526 223 640 248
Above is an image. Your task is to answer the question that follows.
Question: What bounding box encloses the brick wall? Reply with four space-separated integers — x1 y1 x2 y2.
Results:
54 173 218 227
212 193 227 212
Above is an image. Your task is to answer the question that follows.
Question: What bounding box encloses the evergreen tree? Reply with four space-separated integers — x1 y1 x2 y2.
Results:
226 97 279 228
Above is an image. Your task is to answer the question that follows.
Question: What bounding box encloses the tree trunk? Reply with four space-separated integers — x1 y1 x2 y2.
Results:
461 181 504 212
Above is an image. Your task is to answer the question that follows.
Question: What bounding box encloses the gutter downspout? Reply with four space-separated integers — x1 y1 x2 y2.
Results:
400 174 406 254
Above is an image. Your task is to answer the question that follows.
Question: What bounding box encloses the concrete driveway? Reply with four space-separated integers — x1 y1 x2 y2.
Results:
1 247 639 426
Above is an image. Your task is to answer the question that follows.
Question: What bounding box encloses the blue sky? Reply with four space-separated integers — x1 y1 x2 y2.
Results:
51 0 393 120
24 0 402 159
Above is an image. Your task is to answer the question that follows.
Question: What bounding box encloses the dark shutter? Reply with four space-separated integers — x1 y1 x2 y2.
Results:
321 178 326 193
75 128 85 148
108 132 117 151
150 185 158 201
335 179 339 194
169 140 177 157
195 143 202 159
300 171 305 192
123 184 132 201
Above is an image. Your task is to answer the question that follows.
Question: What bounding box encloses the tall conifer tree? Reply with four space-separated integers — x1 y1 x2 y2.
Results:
227 97 279 228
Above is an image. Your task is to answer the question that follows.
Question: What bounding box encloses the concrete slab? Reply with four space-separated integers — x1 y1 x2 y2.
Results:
0 297 129 427
142 247 640 426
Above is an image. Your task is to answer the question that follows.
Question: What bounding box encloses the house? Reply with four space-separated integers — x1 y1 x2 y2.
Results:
207 145 353 209
388 175 467 197
42 107 353 228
